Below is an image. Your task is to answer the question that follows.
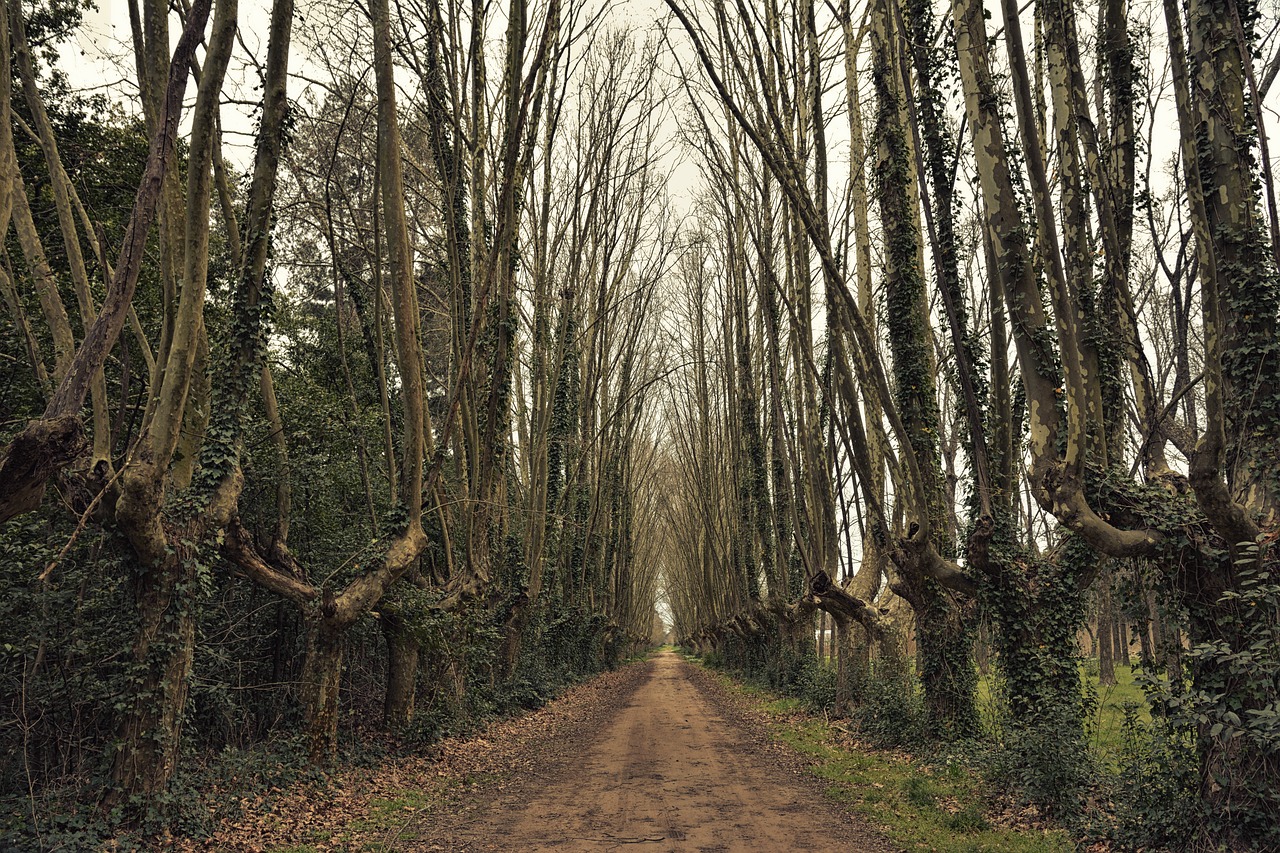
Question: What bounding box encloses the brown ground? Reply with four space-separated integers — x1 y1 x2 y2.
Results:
419 650 896 852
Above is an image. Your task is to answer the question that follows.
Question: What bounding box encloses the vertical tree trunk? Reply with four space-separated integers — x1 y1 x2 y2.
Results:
301 616 345 762
1136 613 1155 670
98 0 232 813
1097 567 1116 686
382 612 420 729
817 611 827 660
833 615 855 712
103 551 197 810
870 0 977 739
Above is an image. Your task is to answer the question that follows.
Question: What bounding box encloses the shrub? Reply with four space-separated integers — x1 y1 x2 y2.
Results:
1090 701 1197 851
851 658 929 749
795 659 837 713
982 700 1093 821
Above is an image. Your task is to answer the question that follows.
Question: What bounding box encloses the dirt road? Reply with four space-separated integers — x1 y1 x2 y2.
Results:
424 651 893 852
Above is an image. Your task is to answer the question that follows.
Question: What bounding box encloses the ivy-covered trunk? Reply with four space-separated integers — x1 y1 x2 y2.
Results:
1160 0 1280 841
869 0 977 739
1169 542 1280 847
911 582 979 739
102 551 197 810
94 0 236 812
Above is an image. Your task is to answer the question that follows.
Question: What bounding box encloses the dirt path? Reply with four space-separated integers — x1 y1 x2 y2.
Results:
422 651 894 852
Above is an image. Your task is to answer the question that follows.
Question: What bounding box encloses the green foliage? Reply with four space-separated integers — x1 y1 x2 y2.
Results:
0 515 132 788
976 529 1096 820
1149 539 1280 850
848 657 931 749
697 629 827 710
984 701 1093 821
794 659 837 713
0 515 185 849
1088 663 1156 765
916 583 981 740
1088 702 1197 851
3 804 140 853
13 0 92 72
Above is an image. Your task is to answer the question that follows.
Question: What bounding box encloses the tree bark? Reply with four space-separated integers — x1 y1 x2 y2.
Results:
382 611 420 730
102 548 197 809
1097 566 1116 686
300 614 345 762
0 0 212 524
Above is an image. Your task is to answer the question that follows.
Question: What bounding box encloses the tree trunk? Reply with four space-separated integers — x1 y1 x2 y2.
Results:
870 0 977 739
912 583 979 739
1146 591 1165 669
1098 567 1116 686
974 620 991 676
1136 613 1154 670
102 552 196 810
382 612 420 730
301 616 345 762
833 616 850 710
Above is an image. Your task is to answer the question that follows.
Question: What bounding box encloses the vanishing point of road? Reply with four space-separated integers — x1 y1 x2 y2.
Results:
424 650 895 852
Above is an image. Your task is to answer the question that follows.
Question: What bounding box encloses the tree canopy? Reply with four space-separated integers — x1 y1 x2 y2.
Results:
1 0 1278 848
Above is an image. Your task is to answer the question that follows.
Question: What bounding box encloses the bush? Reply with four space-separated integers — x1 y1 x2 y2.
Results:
1087 701 1197 851
982 701 1093 821
851 659 929 749
795 659 837 713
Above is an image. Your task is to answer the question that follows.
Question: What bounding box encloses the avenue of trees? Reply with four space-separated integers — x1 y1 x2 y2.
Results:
0 0 1277 848
0 0 667 839
659 0 1279 848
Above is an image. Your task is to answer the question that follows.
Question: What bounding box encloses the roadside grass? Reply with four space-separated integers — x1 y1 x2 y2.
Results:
336 786 441 851
714 677 1073 853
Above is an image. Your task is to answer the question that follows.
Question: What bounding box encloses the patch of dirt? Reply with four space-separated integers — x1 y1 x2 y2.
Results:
419 651 899 852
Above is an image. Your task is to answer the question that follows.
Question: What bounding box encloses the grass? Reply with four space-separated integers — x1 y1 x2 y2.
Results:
709 672 1073 853
977 662 1154 768
339 787 438 850
1088 664 1151 766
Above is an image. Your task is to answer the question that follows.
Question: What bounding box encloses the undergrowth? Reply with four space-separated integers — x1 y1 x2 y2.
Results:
688 646 1217 852
693 658 1072 853
2 641 656 852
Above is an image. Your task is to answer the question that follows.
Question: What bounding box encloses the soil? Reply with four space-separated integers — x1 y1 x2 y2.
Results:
416 650 897 852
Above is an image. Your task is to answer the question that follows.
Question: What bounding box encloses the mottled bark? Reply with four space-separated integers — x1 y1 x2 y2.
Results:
0 0 211 524
300 615 345 762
